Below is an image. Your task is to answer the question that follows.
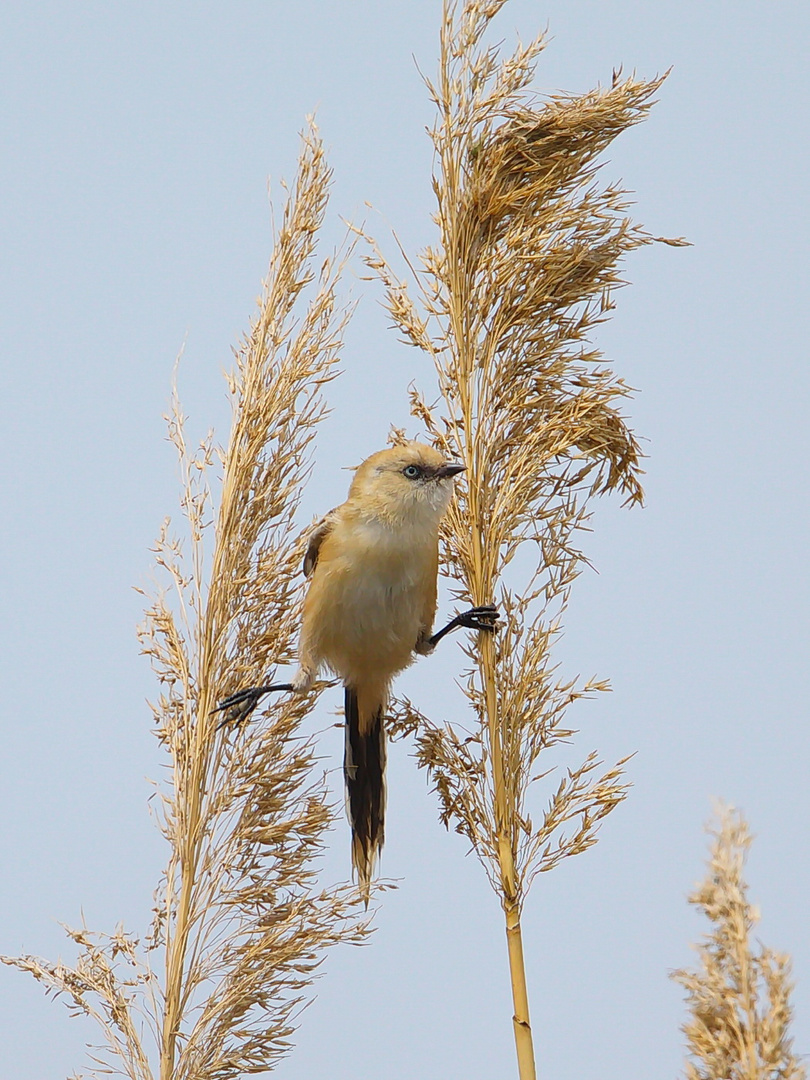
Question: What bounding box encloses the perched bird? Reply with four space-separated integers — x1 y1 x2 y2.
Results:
216 441 498 900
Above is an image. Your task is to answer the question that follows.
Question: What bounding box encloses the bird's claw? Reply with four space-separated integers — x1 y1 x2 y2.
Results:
428 604 501 648
213 688 265 729
213 681 296 730
456 604 500 633
214 687 261 713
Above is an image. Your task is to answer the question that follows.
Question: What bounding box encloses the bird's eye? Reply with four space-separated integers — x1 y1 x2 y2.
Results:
403 464 422 480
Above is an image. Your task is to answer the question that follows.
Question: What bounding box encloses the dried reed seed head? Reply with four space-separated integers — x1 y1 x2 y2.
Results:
454 84 663 264
2 123 368 1080
673 807 806 1080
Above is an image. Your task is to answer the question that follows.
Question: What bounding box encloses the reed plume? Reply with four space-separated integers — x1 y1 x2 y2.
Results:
361 2 685 1076
673 807 806 1080
1 122 367 1080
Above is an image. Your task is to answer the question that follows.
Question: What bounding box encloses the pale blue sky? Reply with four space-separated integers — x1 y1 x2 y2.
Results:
1 2 808 1078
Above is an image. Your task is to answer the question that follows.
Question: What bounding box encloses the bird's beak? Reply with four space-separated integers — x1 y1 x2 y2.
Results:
435 462 466 480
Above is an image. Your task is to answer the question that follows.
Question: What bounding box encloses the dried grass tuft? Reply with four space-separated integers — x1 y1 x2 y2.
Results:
2 121 367 1080
361 2 684 1076
673 806 806 1080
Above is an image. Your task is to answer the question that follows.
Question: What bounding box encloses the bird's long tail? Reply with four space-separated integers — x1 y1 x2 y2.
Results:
344 685 386 904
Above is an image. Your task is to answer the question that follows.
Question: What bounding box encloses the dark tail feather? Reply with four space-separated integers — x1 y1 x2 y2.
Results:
344 686 386 904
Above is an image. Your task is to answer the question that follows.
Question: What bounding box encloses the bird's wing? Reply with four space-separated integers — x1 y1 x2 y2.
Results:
413 542 440 653
303 509 339 577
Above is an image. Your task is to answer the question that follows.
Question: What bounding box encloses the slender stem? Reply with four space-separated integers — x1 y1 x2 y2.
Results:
486 628 538 1080
160 695 212 1078
504 892 537 1080
161 842 197 1077
474 517 537 1080
160 472 231 1078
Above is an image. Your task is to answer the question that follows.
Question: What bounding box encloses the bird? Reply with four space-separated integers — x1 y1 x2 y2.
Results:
215 441 498 901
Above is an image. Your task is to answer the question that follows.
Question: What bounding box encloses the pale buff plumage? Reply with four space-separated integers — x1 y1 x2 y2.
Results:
293 442 457 720
294 442 462 898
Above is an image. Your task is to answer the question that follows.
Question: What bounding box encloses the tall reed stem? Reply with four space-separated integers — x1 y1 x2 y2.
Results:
368 3 679 1074
478 533 537 1078
505 903 536 1080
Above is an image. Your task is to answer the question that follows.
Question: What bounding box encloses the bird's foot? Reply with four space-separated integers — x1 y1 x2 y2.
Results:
213 682 294 729
453 604 500 633
429 604 500 647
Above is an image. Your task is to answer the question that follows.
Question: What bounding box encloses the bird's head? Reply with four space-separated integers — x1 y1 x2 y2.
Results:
347 442 465 528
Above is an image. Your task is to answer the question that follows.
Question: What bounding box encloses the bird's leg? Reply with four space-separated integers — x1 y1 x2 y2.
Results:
213 682 294 729
428 604 500 649
213 665 316 730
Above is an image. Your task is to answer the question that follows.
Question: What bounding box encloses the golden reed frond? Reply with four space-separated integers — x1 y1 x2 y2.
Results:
672 807 806 1080
365 2 684 1076
1 121 367 1080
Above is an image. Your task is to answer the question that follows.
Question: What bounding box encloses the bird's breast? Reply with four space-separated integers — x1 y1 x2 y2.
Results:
302 517 434 683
